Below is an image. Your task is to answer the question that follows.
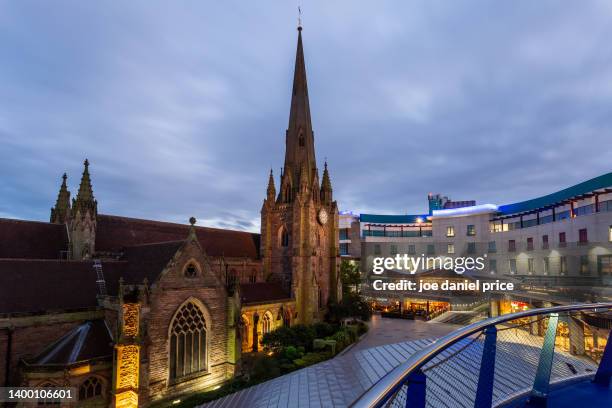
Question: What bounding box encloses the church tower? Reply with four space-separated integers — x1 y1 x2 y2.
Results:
70 159 98 260
261 25 341 325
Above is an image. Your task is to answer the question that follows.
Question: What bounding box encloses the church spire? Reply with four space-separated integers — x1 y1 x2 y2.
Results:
266 168 276 201
50 173 71 224
284 24 316 188
72 159 97 218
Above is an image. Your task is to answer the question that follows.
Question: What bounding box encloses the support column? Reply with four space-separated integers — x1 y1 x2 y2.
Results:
594 329 612 386
490 300 499 318
529 313 559 406
405 369 426 408
114 303 141 408
568 316 585 356
475 326 497 408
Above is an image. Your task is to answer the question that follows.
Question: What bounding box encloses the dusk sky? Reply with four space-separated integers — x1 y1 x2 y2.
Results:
1 1 612 232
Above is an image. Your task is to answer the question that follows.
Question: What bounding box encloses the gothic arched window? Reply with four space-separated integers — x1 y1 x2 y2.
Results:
79 377 103 400
281 228 290 248
262 311 273 335
169 301 208 381
250 269 257 283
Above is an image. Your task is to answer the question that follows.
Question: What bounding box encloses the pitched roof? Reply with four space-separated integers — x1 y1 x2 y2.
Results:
239 282 291 305
26 320 113 367
96 215 260 258
0 218 68 259
120 240 184 284
0 259 125 314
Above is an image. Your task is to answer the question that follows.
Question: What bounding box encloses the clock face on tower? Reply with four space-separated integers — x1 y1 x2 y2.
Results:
318 208 328 225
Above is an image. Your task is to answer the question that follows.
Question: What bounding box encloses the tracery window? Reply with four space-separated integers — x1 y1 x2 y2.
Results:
79 377 103 400
169 301 208 381
262 312 273 335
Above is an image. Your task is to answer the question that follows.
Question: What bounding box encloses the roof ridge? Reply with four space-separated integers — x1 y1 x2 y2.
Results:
0 217 60 226
99 213 258 235
122 239 186 249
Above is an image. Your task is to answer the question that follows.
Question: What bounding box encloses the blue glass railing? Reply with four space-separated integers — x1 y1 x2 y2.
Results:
350 303 612 408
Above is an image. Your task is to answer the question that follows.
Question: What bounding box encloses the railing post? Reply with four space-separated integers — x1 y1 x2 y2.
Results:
528 313 559 406
474 326 497 408
405 368 426 408
593 329 612 386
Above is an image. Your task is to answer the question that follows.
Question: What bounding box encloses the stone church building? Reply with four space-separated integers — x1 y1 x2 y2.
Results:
0 26 340 407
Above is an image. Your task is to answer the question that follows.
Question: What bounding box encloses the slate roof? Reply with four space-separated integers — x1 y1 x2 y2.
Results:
0 218 69 259
25 320 113 367
202 336 597 408
239 283 291 305
96 214 260 258
0 259 125 314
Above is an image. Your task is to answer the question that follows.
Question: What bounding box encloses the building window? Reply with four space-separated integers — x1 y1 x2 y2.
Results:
250 270 257 283
340 243 349 256
339 228 349 240
542 235 549 249
262 312 272 335
184 263 198 278
528 258 534 274
226 268 237 288
509 259 517 274
390 245 398 256
446 226 455 237
374 244 381 255
609 226 612 242
508 240 516 252
489 259 496 274
599 255 612 276
467 225 476 236
527 237 533 251
281 228 290 247
79 377 103 401
447 244 455 254
579 228 588 244
427 244 435 255
169 301 208 381
543 257 550 275
559 232 566 247
408 245 416 255
580 255 590 275
488 241 496 253
467 242 476 254
560 256 567 275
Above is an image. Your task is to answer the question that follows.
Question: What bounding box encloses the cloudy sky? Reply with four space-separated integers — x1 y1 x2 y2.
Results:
1 1 612 231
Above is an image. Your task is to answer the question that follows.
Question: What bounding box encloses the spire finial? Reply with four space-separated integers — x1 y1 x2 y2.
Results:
189 217 197 226
62 173 67 182
84 158 89 168
298 5 302 30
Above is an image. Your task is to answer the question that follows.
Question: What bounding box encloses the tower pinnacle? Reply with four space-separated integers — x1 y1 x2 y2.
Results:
50 173 71 224
72 158 97 218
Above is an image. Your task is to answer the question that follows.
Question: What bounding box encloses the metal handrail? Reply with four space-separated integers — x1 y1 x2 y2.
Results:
350 302 612 408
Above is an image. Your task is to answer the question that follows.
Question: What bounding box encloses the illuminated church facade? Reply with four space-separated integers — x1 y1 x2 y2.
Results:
0 26 340 407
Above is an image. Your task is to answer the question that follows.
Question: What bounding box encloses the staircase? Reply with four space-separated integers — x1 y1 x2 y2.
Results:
429 310 484 325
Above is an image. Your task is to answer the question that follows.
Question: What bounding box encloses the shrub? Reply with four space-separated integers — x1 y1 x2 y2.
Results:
261 324 316 352
313 321 337 338
293 352 329 368
250 354 281 382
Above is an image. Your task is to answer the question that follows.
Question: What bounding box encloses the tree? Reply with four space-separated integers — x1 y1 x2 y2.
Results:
340 259 361 295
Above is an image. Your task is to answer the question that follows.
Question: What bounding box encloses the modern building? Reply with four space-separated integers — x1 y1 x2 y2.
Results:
356 173 612 310
0 25 339 407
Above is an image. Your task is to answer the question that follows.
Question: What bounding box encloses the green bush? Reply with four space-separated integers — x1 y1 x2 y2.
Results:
261 324 316 352
293 352 329 368
326 292 373 323
250 354 281 382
